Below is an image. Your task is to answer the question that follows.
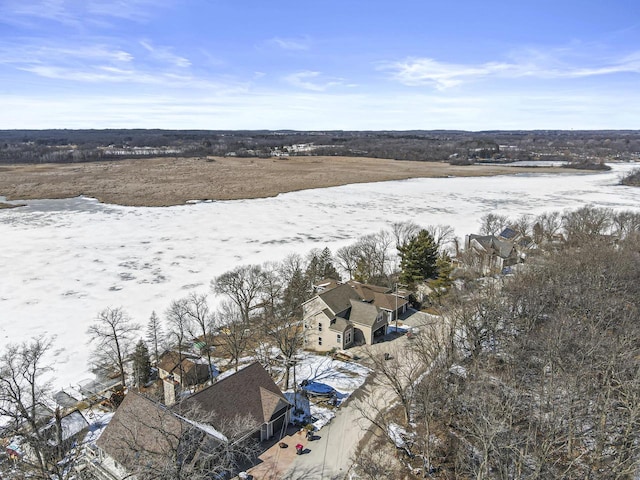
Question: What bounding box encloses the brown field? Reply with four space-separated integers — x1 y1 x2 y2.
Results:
0 156 579 207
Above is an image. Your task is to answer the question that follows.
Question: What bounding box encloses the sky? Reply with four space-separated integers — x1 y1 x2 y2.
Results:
0 0 639 130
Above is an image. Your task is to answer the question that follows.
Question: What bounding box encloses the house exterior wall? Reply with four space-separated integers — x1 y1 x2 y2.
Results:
352 311 387 345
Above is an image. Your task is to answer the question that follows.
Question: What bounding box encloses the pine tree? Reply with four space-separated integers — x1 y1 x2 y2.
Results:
398 229 439 288
132 340 151 387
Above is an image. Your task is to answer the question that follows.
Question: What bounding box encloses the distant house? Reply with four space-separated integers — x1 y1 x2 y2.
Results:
91 363 291 480
157 350 211 387
302 281 408 352
9 409 89 470
464 234 521 274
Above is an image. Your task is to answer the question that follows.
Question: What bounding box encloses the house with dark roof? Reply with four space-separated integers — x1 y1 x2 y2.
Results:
90 363 291 479
464 234 521 274
302 281 407 352
157 350 211 388
176 362 292 442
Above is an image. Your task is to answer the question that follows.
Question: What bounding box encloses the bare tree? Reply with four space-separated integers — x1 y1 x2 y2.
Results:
534 210 562 243
183 293 215 383
391 220 421 249
212 264 266 324
479 213 510 236
353 230 394 284
336 243 360 280
562 205 613 243
146 310 164 364
426 223 456 251
0 337 81 480
214 301 252 372
87 307 140 387
165 299 193 387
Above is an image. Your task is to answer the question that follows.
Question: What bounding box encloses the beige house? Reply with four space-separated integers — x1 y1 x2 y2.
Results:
303 282 407 352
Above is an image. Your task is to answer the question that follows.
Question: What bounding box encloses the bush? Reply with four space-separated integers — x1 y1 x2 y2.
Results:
620 167 640 186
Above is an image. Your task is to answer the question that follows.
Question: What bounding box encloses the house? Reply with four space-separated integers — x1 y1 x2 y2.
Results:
7 409 89 467
176 362 292 442
302 281 409 352
91 392 225 480
157 350 211 387
464 234 521 274
90 363 291 480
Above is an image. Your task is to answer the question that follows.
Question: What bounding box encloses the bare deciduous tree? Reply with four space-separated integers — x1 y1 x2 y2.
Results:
214 301 252 372
212 264 266 324
0 337 82 480
87 307 140 387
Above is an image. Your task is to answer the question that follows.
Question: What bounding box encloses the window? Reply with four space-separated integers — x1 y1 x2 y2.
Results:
337 334 342 343
318 337 323 346
318 322 323 332
346 330 352 344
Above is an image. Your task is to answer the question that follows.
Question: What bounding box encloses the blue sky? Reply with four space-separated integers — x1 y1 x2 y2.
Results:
0 0 638 130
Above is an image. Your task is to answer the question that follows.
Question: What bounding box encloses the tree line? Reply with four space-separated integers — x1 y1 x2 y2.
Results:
2 129 639 164
351 207 640 479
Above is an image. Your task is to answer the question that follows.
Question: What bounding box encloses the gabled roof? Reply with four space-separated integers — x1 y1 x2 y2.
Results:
176 362 290 427
329 316 351 333
348 299 381 327
97 392 185 469
318 284 362 315
371 291 409 312
158 351 207 375
41 410 89 447
312 278 342 292
468 234 517 259
346 281 391 302
97 392 225 477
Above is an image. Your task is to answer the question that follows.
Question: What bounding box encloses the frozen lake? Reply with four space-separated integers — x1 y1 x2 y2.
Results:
1 163 639 390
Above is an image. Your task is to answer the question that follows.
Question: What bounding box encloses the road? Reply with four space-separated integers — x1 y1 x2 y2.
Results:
284 328 421 480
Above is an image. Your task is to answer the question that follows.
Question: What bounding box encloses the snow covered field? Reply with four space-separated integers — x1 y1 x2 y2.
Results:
1 163 639 390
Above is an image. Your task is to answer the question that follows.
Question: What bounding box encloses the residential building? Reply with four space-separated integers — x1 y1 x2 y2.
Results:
302 281 409 352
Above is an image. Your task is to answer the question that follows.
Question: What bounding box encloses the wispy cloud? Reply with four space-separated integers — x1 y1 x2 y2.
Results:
140 40 191 68
268 36 311 51
382 50 640 89
0 0 171 26
284 71 343 91
0 41 238 90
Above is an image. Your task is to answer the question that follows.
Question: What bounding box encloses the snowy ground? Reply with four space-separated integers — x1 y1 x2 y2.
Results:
1 163 640 391
283 353 371 430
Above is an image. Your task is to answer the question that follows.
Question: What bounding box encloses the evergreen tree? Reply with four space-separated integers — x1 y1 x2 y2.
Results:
398 229 439 288
132 340 151 387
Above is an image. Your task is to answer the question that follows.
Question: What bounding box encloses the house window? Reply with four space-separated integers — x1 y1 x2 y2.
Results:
318 322 323 332
318 337 323 346
337 334 342 343
346 330 352 344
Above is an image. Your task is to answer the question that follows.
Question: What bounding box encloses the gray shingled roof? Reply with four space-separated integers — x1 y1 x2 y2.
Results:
348 299 380 327
318 283 362 315
469 234 516 259
329 317 351 333
97 392 187 473
176 362 290 428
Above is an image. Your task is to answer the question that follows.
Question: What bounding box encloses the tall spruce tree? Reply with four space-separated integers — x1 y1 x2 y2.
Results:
132 340 151 387
397 229 439 288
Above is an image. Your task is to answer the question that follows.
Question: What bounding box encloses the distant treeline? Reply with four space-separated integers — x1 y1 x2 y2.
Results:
1 129 639 165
